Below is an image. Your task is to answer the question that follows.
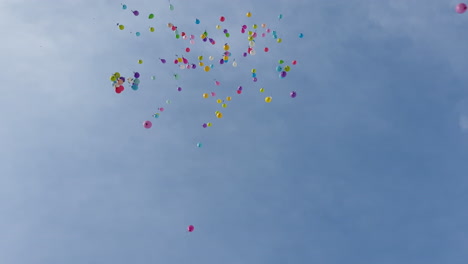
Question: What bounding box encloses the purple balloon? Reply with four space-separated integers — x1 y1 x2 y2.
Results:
280 71 287 78
238 86 243 91
134 72 140 78
203 38 207 42
290 91 297 98
456 3 467 13
119 77 125 82
223 29 228 33
177 87 182 91
242 25 247 29
253 77 257 82
133 10 139 16
219 59 224 64
243 52 247 57
191 64 197 69
160 59 166 64
202 123 207 128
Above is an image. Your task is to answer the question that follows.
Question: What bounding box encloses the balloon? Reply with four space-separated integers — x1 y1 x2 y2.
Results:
198 56 203 60
261 23 266 28
237 90 242 94
135 32 141 37
265 96 272 103
284 66 291 72
190 39 195 44
174 59 179 64
226 96 232 101
280 71 287 78
276 66 282 72
191 64 197 69
220 16 225 22
299 33 304 38
143 120 152 128
259 88 264 92
153 113 160 118
290 91 297 98
158 107 165 112
211 92 216 97
174 74 180 80
264 47 269 52
195 18 200 24
203 93 209 98
222 103 227 108
243 52 247 57
246 12 252 17
149 14 155 19
253 77 257 82
216 99 222 103
223 29 228 34
132 10 139 16
252 24 258 29
179 64 185 69
261 33 266 37
216 112 223 118
215 80 220 86
232 61 237 67
216 25 221 29
177 87 182 91
456 3 467 13
138 59 143 64
166 100 171 104
134 72 140 78
209 56 214 60
225 33 230 37
115 85 124 93
277 38 282 43
110 76 116 82
122 4 127 9
204 66 210 72
207 122 212 127
278 14 283 19
196 143 202 148
149 27 155 32
160 58 166 63
238 86 243 91
219 59 225 64
186 47 191 52
249 49 256 55
223 44 230 50
279 59 284 64
133 78 140 84
292 60 297 65
151 76 156 80
252 73 257 77
199 62 204 66
131 84 138 90
114 72 120 78
119 25 125 30
251 69 256 73
202 123 207 128
169 4 174 10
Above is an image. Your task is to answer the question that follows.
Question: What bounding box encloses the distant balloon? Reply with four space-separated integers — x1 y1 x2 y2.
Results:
148 14 155 19
456 3 467 13
177 87 182 91
196 143 202 148
265 96 272 103
195 18 200 24
134 72 140 78
135 32 141 37
220 16 225 22
143 120 152 129
132 10 139 16
299 33 304 38
122 4 127 9
290 91 297 98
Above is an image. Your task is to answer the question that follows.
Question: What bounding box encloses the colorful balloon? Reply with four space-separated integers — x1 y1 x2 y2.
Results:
196 143 202 148
149 14 155 19
143 120 152 129
195 18 200 24
299 33 304 38
220 16 225 22
136 32 141 37
265 96 272 103
456 3 467 13
134 72 140 78
118 24 125 30
132 10 139 16
290 91 297 98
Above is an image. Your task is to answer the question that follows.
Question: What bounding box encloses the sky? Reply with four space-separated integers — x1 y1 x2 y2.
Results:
1 0 468 263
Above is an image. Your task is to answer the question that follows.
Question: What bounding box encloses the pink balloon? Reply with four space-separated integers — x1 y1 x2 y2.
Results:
456 3 467 13
143 121 152 129
187 225 194 232
211 92 216 96
190 40 195 44
159 107 165 112
261 33 266 37
215 80 220 86
190 34 195 39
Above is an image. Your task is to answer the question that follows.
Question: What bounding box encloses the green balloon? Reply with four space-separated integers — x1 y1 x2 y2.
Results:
279 59 284 64
149 14 154 19
225 33 230 37
174 74 180 80
175 34 180 39
169 4 174 10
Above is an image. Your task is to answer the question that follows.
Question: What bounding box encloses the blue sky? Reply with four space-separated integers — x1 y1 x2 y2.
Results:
1 0 468 263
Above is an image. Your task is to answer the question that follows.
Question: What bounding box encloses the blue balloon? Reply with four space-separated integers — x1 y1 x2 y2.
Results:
276 66 282 72
122 4 127 10
197 142 202 148
299 33 304 38
133 78 140 85
136 32 141 36
131 84 139 90
252 73 257 77
195 19 200 24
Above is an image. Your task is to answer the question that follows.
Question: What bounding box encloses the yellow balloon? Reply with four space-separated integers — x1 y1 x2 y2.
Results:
203 93 209 98
248 31 253 35
222 103 227 108
110 76 116 82
215 111 219 114
114 72 120 78
252 24 257 29
216 112 223 118
216 25 221 29
246 12 252 17
204 66 210 72
119 25 125 30
223 56 229 61
223 44 230 51
247 36 253 41
277 38 282 43
251 69 256 73
284 66 291 72
259 88 265 92
200 34 205 39
226 96 232 101
207 122 212 127
216 99 222 103
138 60 143 64
265 96 272 103
149 27 155 32
198 56 203 60
199 62 204 66
178 58 183 62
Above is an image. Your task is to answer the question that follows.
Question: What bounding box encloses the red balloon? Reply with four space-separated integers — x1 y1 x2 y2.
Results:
220 16 225 22
185 47 191 52
237 90 242 94
292 60 297 65
115 85 124 94
264 47 269 52
187 225 195 232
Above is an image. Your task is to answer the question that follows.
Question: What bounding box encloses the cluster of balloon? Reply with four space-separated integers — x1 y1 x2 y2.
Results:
109 72 125 93
113 4 304 148
457 3 467 13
